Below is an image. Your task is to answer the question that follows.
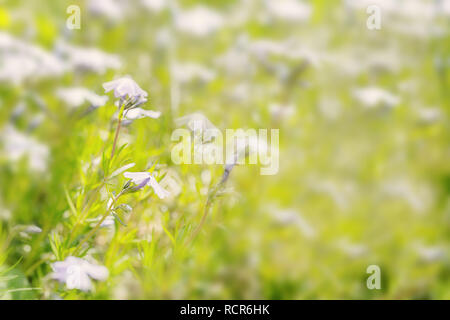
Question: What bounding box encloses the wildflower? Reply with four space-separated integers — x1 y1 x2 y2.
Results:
0 32 66 84
141 0 167 13
123 171 170 199
103 77 148 106
270 209 316 239
56 87 108 109
24 225 42 234
175 112 217 132
353 87 399 109
1 125 49 172
100 215 116 228
175 6 224 37
266 0 312 22
88 0 124 21
269 103 296 121
16 224 42 239
337 239 368 258
416 107 441 125
56 41 121 74
125 107 161 120
51 256 109 291
416 244 446 263
173 62 216 84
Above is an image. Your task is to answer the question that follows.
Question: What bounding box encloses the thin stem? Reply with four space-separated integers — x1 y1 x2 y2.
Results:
68 181 106 245
110 117 122 160
74 190 124 255
186 163 236 245
186 195 213 245
110 102 125 160
72 102 126 254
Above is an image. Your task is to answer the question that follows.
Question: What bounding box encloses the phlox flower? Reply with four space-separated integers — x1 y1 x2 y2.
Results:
56 87 108 109
175 6 224 37
103 77 148 106
51 256 109 292
56 41 122 74
1 125 49 172
266 0 312 22
123 171 170 199
353 87 399 109
125 107 161 120
88 0 124 21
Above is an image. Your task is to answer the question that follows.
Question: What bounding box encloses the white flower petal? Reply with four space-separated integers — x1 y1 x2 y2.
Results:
148 175 170 199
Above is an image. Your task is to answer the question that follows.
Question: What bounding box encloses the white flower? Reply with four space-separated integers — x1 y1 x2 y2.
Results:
416 107 441 125
266 0 312 22
56 87 108 109
270 209 316 239
1 125 49 172
88 0 124 21
51 256 109 292
416 244 446 263
173 62 216 84
175 6 224 37
269 103 296 121
353 87 400 109
0 32 66 84
175 112 218 132
56 41 121 74
141 0 167 13
125 107 161 120
123 171 170 199
103 77 148 104
24 225 42 234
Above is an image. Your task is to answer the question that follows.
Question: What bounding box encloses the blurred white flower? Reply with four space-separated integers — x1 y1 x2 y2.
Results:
271 209 316 239
175 6 224 37
1 125 49 172
266 0 312 22
337 238 368 258
125 107 161 120
56 87 108 109
173 62 216 84
100 215 116 228
24 225 42 234
141 0 167 13
88 0 124 21
0 32 66 84
353 87 400 109
249 38 322 67
124 171 170 199
416 244 446 263
269 103 296 121
175 112 218 132
381 178 432 213
103 77 148 104
215 44 252 76
416 107 442 125
56 42 122 74
51 256 109 292
0 207 11 221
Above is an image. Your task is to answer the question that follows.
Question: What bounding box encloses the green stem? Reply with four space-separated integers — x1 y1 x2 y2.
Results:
74 190 123 255
71 102 126 251
110 115 123 160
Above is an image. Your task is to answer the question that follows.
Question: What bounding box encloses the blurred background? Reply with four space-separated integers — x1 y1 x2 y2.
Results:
0 0 449 299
